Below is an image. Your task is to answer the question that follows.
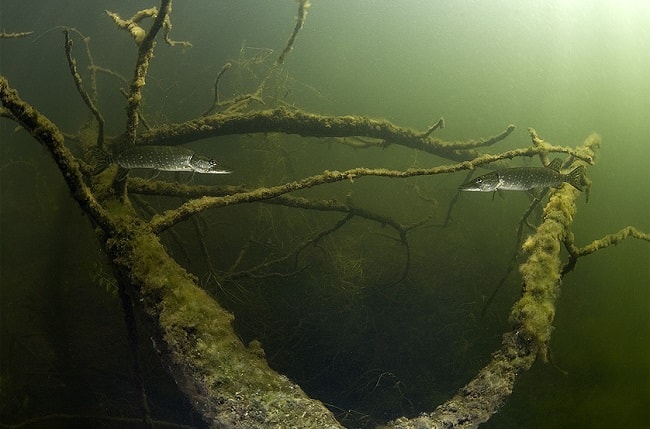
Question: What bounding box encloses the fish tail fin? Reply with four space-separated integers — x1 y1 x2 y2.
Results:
88 147 112 175
566 165 586 191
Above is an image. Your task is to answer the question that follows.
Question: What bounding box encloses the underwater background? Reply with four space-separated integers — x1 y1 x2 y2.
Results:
1 1 648 428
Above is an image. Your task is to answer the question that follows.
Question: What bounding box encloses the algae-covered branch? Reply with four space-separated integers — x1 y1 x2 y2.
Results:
1 2 648 429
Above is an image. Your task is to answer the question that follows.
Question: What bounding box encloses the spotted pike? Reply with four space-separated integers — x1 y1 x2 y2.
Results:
91 145 231 175
459 158 584 192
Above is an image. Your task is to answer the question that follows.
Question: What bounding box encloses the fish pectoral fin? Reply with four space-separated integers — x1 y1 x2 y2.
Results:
183 172 196 185
146 170 161 181
88 147 111 175
491 190 505 201
116 167 129 182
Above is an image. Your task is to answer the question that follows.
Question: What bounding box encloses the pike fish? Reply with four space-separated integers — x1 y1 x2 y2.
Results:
459 158 584 192
91 145 231 176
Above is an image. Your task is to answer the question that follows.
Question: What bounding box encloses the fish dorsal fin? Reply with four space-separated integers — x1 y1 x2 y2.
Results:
547 158 562 172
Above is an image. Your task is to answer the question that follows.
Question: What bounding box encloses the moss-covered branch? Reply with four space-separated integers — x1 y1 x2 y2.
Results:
562 226 650 274
276 0 311 65
572 226 650 255
2 72 343 428
106 223 342 429
105 8 157 45
0 31 33 38
382 131 600 429
148 143 593 233
0 76 114 235
116 0 172 146
138 108 595 165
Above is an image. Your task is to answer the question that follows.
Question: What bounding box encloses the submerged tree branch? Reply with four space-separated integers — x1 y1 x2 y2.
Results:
64 28 105 149
148 143 593 234
384 132 600 429
277 0 311 65
0 31 33 38
123 0 172 146
1 72 344 429
137 110 593 166
0 77 114 234
562 226 650 274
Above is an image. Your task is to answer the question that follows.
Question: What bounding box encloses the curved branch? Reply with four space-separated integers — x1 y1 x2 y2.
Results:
138 109 591 165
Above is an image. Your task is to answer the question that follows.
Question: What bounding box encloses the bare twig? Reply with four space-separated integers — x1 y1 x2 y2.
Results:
202 62 232 116
63 28 105 149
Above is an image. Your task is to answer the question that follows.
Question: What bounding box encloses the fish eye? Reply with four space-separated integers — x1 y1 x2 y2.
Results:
476 177 482 183
209 159 217 166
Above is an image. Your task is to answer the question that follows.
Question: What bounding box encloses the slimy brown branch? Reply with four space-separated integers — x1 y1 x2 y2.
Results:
105 5 189 48
571 226 650 255
92 66 128 84
119 88 152 131
0 106 16 121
